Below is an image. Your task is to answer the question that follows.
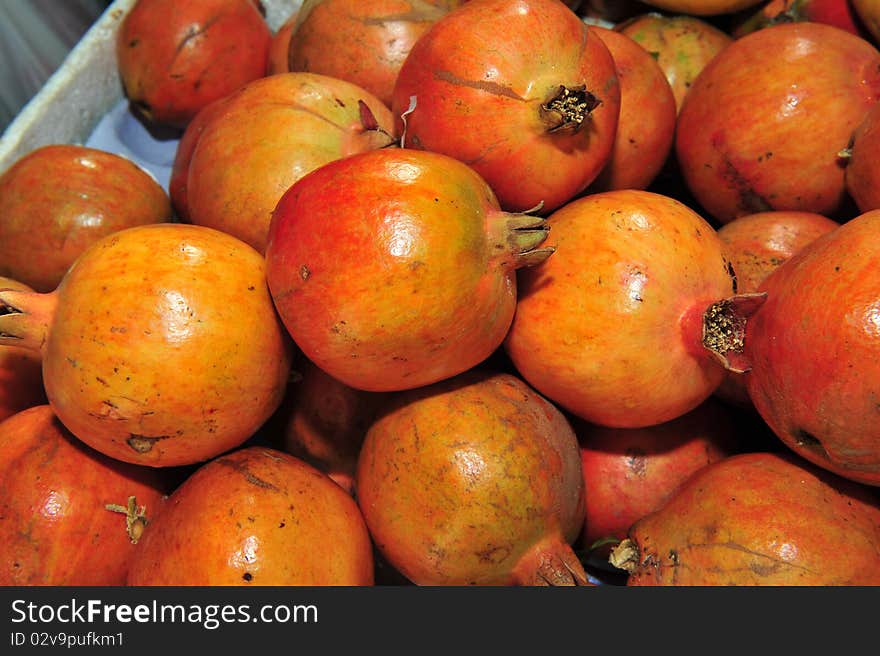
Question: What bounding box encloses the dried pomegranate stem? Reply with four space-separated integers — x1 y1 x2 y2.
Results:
0 289 57 355
512 539 591 586
105 495 150 544
608 538 639 574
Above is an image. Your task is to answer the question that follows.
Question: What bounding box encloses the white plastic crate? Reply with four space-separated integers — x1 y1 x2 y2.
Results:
0 0 301 190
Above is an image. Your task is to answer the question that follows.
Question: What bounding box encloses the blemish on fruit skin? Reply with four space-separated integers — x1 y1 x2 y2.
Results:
300 265 310 281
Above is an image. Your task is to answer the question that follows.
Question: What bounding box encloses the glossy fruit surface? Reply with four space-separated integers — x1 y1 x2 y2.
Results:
116 0 272 128
355 370 587 585
0 405 169 585
128 446 374 585
610 451 880 585
265 148 553 392
185 72 395 253
714 210 839 408
287 0 464 106
505 189 742 429
577 399 739 552
0 223 293 468
845 100 880 213
676 22 880 223
391 0 621 213
587 26 676 192
0 145 170 293
745 210 880 485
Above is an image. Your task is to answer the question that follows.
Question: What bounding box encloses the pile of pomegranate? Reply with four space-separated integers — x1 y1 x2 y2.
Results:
2 0 880 587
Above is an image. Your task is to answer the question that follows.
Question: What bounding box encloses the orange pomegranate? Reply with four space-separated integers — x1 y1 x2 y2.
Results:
0 277 45 423
586 26 677 192
609 451 880 585
0 145 171 293
0 223 293 468
265 148 553 393
504 189 762 429
0 405 170 585
355 370 588 586
286 0 465 107
127 446 374 585
184 72 395 253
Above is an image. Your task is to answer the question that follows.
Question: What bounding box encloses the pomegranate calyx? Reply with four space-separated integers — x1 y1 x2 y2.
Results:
0 289 56 354
702 292 767 374
357 99 397 150
105 495 150 544
495 212 555 270
608 538 639 573
540 85 602 133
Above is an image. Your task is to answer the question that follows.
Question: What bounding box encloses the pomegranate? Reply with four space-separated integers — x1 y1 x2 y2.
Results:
0 223 293 468
355 369 588 586
586 26 677 192
0 277 46 423
185 72 395 253
732 0 872 40
127 446 374 585
744 209 880 486
675 22 880 224
616 13 733 115
845 99 880 213
116 0 272 128
391 0 621 213
714 210 839 408
267 357 387 494
577 399 740 559
168 96 234 222
852 0 880 42
0 405 170 585
265 148 553 393
286 0 465 107
504 189 764 429
0 144 171 293
609 451 880 585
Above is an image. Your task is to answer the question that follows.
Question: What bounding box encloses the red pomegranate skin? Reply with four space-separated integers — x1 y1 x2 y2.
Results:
127 446 374 585
265 148 552 393
116 0 272 128
612 451 880 585
587 26 677 192
577 399 739 551
0 405 170 585
744 210 880 485
391 0 621 213
675 22 880 224
268 357 387 495
0 145 171 293
0 277 45 422
714 210 839 408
